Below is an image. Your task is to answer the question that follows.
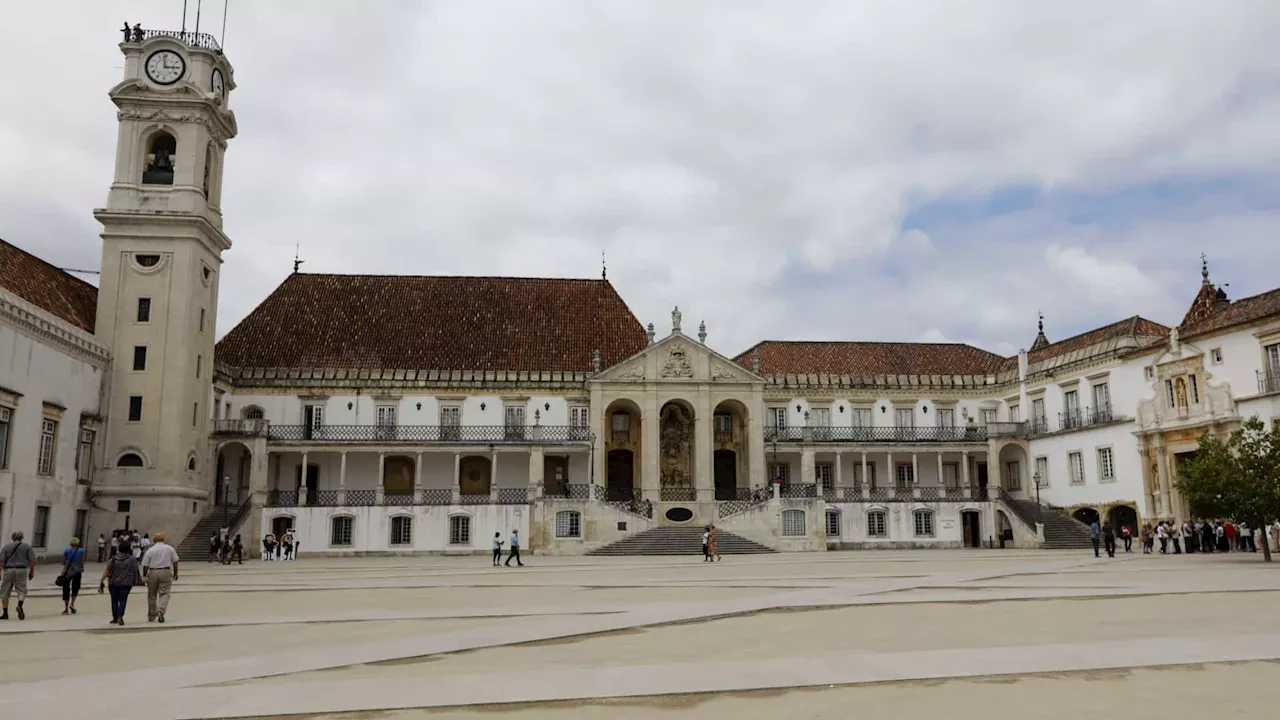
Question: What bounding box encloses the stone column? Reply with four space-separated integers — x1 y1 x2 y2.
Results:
642 393 660 499
529 447 544 499
452 452 461 504
834 451 843 490
962 450 970 487
860 452 869 499
490 451 500 502
337 451 347 505
246 437 269 558
375 451 385 505
886 451 894 496
695 391 713 505
936 452 944 488
299 451 309 505
590 385 606 494
413 451 423 498
801 448 816 489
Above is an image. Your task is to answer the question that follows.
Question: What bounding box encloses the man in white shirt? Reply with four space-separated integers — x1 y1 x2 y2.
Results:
140 532 180 623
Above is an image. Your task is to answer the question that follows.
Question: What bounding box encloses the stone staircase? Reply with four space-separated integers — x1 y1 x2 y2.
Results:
176 502 251 559
1003 496 1094 549
587 527 776 556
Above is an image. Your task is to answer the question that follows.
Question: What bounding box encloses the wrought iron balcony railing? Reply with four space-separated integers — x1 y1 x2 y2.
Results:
267 424 590 444
1259 371 1280 395
544 484 591 500
213 419 269 436
660 487 697 502
126 27 223 51
765 426 989 444
779 483 818 499
265 490 298 507
1059 409 1084 430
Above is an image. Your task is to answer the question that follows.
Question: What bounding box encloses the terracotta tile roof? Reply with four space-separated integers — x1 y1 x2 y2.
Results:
214 273 647 373
0 238 98 333
733 341 1008 377
1026 315 1170 365
1180 286 1280 339
1180 280 1221 327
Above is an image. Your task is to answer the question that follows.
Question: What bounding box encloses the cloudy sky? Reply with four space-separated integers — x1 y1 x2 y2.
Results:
4 1 1280 357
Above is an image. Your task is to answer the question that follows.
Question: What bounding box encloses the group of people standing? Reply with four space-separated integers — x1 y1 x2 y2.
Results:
260 531 299 561
209 533 246 564
1090 518 1277 557
702 525 721 562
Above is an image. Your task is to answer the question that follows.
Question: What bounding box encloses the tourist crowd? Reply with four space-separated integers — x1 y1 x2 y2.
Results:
1089 518 1278 557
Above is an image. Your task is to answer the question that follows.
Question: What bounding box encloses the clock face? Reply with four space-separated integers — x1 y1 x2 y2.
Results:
145 50 185 85
211 68 225 98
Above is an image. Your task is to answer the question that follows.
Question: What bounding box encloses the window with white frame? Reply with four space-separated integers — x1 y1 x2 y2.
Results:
376 404 397 427
1063 390 1080 427
37 418 57 476
851 407 872 427
440 405 461 440
1210 348 1223 364
1097 447 1115 482
825 509 841 537
1031 398 1046 427
1035 456 1049 488
810 407 830 427
555 510 582 538
611 411 630 443
243 406 265 420
33 505 50 548
1092 382 1111 416
390 516 413 546
894 408 914 427
1069 451 1085 485
867 510 887 537
937 408 955 427
76 428 94 482
942 462 959 487
768 462 790 485
767 407 787 434
1008 404 1020 422
304 404 324 439
330 516 353 546
0 406 11 470
980 408 997 426
570 405 588 439
896 462 914 488
913 509 935 537
505 405 526 439
781 509 806 537
1268 343 1280 378
815 463 833 493
1004 460 1020 491
448 515 471 545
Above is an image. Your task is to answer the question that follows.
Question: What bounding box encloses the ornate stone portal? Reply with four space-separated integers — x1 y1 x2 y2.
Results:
659 403 693 488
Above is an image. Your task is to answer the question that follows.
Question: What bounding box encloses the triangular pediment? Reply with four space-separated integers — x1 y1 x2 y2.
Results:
593 332 761 384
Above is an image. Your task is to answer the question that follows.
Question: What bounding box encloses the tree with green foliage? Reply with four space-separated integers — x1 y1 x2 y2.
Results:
1176 417 1280 562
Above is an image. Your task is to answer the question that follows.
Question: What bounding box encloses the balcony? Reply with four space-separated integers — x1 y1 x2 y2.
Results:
765 425 988 444
124 26 222 51
1055 404 1118 434
213 419 268 437
267 424 590 445
1260 371 1280 396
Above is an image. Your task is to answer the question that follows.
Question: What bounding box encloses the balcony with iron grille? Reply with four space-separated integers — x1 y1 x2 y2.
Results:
213 419 269 437
122 25 222 52
267 424 591 445
764 425 988 445
1259 371 1280 396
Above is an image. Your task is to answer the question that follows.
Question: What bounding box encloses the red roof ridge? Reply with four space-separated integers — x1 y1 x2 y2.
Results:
0 237 99 333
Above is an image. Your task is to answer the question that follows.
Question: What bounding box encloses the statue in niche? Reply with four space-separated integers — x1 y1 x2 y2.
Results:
1174 377 1189 408
659 404 693 488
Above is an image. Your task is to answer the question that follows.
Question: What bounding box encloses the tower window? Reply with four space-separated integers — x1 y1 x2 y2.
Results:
199 308 206 333
136 298 152 322
128 396 143 422
135 254 160 268
196 355 201 379
132 346 147 371
143 132 176 185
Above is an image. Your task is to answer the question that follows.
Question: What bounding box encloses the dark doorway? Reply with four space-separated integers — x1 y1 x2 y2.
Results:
976 462 989 499
961 510 982 548
215 454 226 505
606 450 633 500
296 464 319 504
544 456 569 497
271 516 293 538
1108 505 1138 532
1072 507 1100 526
714 450 737 500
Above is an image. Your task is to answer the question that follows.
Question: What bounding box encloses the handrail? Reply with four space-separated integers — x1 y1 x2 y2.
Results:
994 488 1041 530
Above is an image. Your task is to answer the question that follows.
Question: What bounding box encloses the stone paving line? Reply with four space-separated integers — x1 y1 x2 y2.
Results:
0 556 1105 718
149 632 1280 720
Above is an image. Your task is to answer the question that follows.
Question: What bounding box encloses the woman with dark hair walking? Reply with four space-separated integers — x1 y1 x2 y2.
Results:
98 540 143 625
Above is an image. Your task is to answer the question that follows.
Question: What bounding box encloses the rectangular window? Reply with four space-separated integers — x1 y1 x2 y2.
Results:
1190 375 1199 404
1069 451 1085 485
448 515 471 545
1166 379 1175 408
825 510 841 537
390 516 412 546
895 408 914 427
1092 383 1111 415
1211 348 1223 364
128 396 142 422
136 297 151 322
570 405 588 439
914 511 934 537
713 412 732 441
867 511 887 537
896 462 914 488
1004 460 1020 490
1035 456 1049 488
1031 398 1046 427
768 462 790 485
504 405 526 439
0 406 11 470
1063 390 1079 427
1268 344 1280 377
1098 447 1115 481
440 405 461 440
37 419 57 476
196 354 201 379
76 428 94 482
74 509 88 542
942 463 959 488
815 462 833 492
851 407 872 427
375 405 396 427
781 509 806 537
555 511 581 538
330 516 353 546
937 408 955 427
809 407 830 427
767 407 787 431
1008 404 1020 422
610 411 630 443
192 402 199 427
980 408 997 426
132 346 147 371
33 506 50 548
116 499 131 513
199 307 206 333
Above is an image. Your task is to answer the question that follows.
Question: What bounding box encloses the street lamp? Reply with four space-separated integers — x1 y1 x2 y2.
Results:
1033 470 1044 507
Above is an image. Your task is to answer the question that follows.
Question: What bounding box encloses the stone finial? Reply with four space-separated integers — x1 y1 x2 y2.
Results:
698 320 707 344
671 306 682 333
646 322 656 345
1201 252 1209 284
534 409 541 425
750 348 761 374
1170 327 1180 355
591 349 602 373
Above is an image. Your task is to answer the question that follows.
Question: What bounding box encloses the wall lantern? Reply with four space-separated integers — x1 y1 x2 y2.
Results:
838 405 845 413
795 404 801 412
480 402 486 411
545 402 551 411
923 406 928 414
880 405 886 413
347 402 353 410
416 402 422 411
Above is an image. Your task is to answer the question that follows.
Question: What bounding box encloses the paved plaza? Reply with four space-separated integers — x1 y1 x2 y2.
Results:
3 550 1280 719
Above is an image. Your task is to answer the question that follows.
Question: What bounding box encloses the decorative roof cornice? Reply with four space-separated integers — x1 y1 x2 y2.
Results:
215 364 592 391
0 288 109 366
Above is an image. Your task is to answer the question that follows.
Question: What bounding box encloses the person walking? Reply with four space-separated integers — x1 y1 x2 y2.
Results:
109 532 120 558
219 536 233 565
97 534 107 564
504 529 524 567
1102 522 1116 558
1089 520 1101 558
708 524 721 562
231 534 244 564
140 531 179 623
1156 522 1168 554
1120 524 1133 553
209 532 221 563
0 532 36 620
59 537 87 615
492 532 503 566
99 540 143 625
701 526 711 562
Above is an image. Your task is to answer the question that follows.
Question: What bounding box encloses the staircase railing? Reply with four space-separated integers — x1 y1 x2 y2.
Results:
209 498 252 535
994 488 1042 531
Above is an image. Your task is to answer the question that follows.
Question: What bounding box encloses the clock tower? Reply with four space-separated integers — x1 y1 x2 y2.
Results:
92 25 237 539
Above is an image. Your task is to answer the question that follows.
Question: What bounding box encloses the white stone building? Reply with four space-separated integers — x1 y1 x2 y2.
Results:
2 26 1279 558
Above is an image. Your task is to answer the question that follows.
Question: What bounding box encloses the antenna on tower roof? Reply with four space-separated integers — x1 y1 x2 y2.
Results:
181 0 188 33
292 240 304 274
220 0 229 49
601 249 607 280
